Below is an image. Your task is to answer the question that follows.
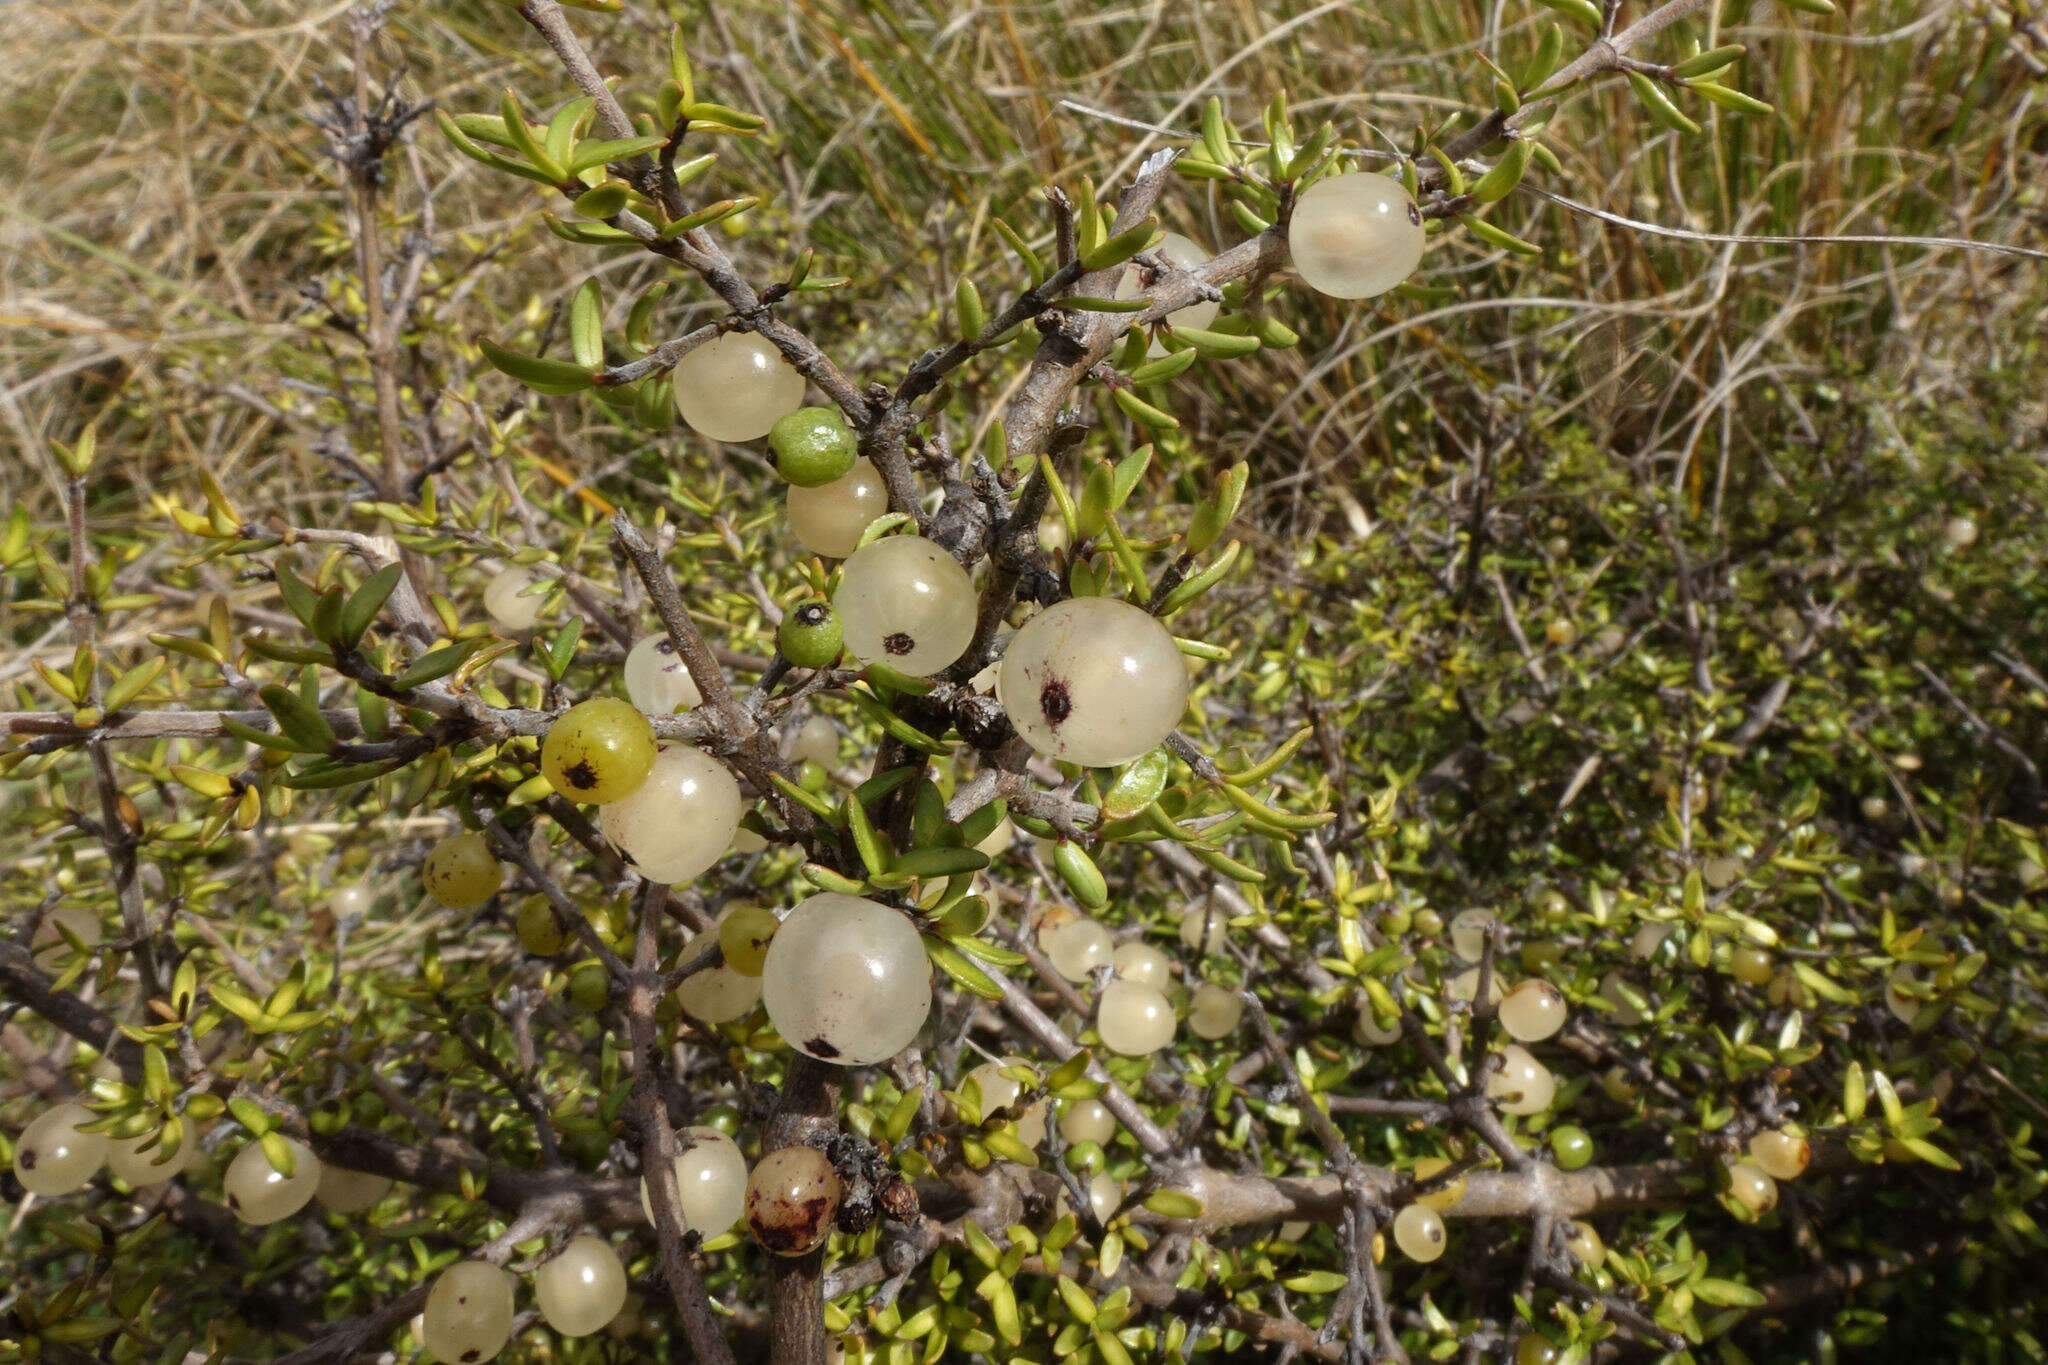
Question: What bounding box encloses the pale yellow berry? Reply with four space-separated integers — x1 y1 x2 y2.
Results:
599 744 741 885
1288 172 1426 300
1747 1128 1811 1181
964 1057 1047 1148
761 894 931 1065
1448 909 1498 963
107 1130 186 1188
788 458 889 559
424 831 504 910
622 634 704 714
1701 855 1743 890
1096 980 1176 1056
745 1145 842 1256
542 697 657 805
534 1235 628 1338
997 597 1191 768
1726 1160 1778 1214
1445 966 1504 1007
1729 945 1774 986
30 906 101 972
787 715 841 769
833 535 977 677
717 903 779 976
223 1137 321 1225
327 883 374 920
482 566 546 632
1485 1044 1555 1116
1563 1219 1605 1269
1087 1173 1122 1224
1044 916 1113 982
315 1164 394 1213
12 1102 107 1196
1391 1203 1446 1262
1599 970 1649 1025
1179 895 1227 956
974 817 1016 859
1187 982 1244 1039
675 930 763 1025
673 332 806 443
1114 232 1220 356
1498 979 1567 1042
422 1261 516 1364
1112 941 1174 989
640 1126 748 1234
1628 922 1671 960
1058 1098 1117 1148
1942 515 1978 549
1410 1156 1466 1211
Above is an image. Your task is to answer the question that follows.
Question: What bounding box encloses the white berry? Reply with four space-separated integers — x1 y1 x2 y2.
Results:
1448 908 1498 963
107 1131 186 1189
676 929 763 1025
788 458 889 559
1114 232 1220 355
640 1126 748 1234
422 1261 516 1364
997 597 1190 768
1392 1203 1446 1262
315 1164 394 1213
1096 980 1176 1056
1498 979 1567 1042
1043 916 1113 982
599 744 741 885
1288 172 1426 300
1179 895 1227 956
1187 982 1244 1039
482 566 545 632
963 1057 1047 1148
12 1102 107 1197
833 535 977 677
1112 941 1174 989
1058 1099 1117 1148
673 332 806 443
535 1235 628 1338
623 634 704 714
761 894 931 1065
1485 1044 1555 1116
223 1137 322 1225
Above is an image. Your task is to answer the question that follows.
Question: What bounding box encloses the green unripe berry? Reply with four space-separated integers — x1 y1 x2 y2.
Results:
1550 1125 1594 1170
542 697 657 804
517 899 571 957
770 406 859 487
777 601 845 669
568 960 610 1013
424 831 504 910
717 903 779 976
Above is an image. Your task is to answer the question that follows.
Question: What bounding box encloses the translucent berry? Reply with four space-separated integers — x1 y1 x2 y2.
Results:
1598 970 1649 1025
30 906 101 972
673 332 805 443
1748 1127 1811 1181
787 458 889 559
997 598 1190 767
1058 1098 1117 1148
1410 1156 1465 1211
1044 916 1113 982
327 883 374 920
623 634 703 715
1520 940 1564 975
1498 979 1567 1042
745 1145 843 1257
1563 1219 1605 1269
676 929 763 1025
1550 1126 1594 1170
1516 1333 1560 1365
1445 967 1504 1007
107 1129 187 1188
599 744 742 884
1087 1173 1122 1224
1942 514 1978 548
1187 982 1244 1039
12 1102 107 1196
833 535 976 678
224 1137 321 1225
1485 1044 1555 1116
963 1057 1047 1148
1288 172 1426 300
770 406 859 487
1097 980 1176 1056
1391 1203 1446 1262
1726 1160 1779 1214
761 894 931 1065
543 697 657 805
1112 942 1174 989
1179 895 1227 956
778 601 845 669
422 1261 515 1364
787 714 841 769
1729 944 1774 986
1767 967 1810 1009
1448 908 1498 963
1113 232 1219 356
975 816 1016 859
640 1125 748 1234
315 1164 394 1213
482 566 546 632
424 832 503 909
718 903 780 976
535 1235 628 1338
567 960 610 1014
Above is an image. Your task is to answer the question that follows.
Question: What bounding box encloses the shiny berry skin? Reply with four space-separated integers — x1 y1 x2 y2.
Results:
1498 979 1567 1042
1044 916 1113 982
1516 1334 1560 1365
1729 944 1774 986
1097 980 1176 1056
623 634 703 714
675 928 762 1025
997 597 1190 768
534 1235 628 1338
1113 232 1219 356
107 1130 186 1189
778 601 845 669
964 1057 1047 1147
770 406 859 487
1726 1160 1779 1214
787 458 889 559
1112 941 1175 989
421 1261 516 1364
1550 1125 1594 1170
1410 1156 1465 1211
542 697 657 805
1448 908 1498 962
717 903 780 976
1748 1127 1811 1181
482 566 546 632
423 832 502 909
760 894 932 1066
833 535 976 678
1187 982 1244 1039
599 744 742 885
1563 1219 1605 1269
640 1126 747 1233
673 332 805 443
12 1102 107 1196
1288 172 1426 300
1485 1044 1555 1116
1179 896 1227 956
223 1137 321 1225
315 1164 394 1213
745 1145 843 1257
1391 1203 1446 1262
1058 1098 1117 1147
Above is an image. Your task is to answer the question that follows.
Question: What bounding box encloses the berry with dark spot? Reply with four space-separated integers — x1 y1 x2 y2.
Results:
745 1146 843 1257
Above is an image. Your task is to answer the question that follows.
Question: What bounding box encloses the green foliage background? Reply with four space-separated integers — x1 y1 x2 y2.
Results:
2 0 2046 1362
